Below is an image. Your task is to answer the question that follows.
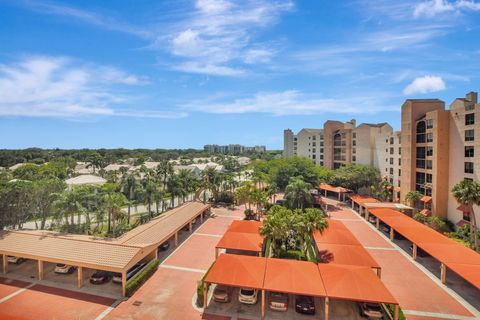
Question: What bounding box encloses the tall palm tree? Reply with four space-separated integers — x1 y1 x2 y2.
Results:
120 171 139 224
177 169 198 202
142 180 157 217
156 160 174 191
452 180 480 251
285 177 313 210
86 153 104 174
102 192 126 236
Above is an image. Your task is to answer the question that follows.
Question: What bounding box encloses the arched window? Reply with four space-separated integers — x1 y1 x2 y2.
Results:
416 121 426 143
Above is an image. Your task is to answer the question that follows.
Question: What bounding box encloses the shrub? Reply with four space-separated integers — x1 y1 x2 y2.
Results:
278 249 307 261
125 259 160 297
244 209 257 220
426 216 447 232
385 304 406 320
196 262 215 307
216 191 234 204
413 213 427 223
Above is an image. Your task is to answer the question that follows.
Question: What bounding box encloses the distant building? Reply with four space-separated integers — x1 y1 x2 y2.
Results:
204 144 266 155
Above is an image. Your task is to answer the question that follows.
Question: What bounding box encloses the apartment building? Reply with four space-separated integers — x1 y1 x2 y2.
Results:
374 130 402 199
204 144 266 154
284 120 393 169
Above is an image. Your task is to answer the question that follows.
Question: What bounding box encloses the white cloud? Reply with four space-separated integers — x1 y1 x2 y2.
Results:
184 90 396 115
413 0 480 17
0 56 184 119
403 75 446 95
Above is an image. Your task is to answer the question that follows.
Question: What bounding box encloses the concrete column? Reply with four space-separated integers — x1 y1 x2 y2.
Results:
325 189 327 197
189 221 193 233
394 305 399 320
261 290 265 319
37 260 44 280
200 212 203 223
2 255 7 274
203 282 208 309
440 263 447 284
337 192 341 201
215 248 218 259
365 208 369 220
389 228 394 241
412 244 418 260
77 267 83 288
175 232 179 246
324 297 329 320
351 201 354 209
122 271 127 297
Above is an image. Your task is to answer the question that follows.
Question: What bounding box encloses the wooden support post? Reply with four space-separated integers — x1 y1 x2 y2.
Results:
38 260 44 280
2 255 7 274
121 271 127 297
351 201 354 209
77 267 83 288
412 243 418 260
440 263 447 284
215 248 218 259
394 305 399 320
376 268 382 279
200 212 203 223
189 221 193 233
261 290 265 319
175 232 179 246
389 228 394 241
376 218 380 229
324 297 329 320
365 208 369 220
203 282 208 309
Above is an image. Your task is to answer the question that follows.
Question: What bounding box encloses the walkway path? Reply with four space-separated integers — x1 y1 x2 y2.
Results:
323 197 479 320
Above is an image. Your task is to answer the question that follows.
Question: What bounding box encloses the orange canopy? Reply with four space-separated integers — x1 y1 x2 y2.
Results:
263 258 326 297
313 220 362 246
395 187 401 193
216 232 263 253
369 208 480 289
318 264 397 304
317 243 380 269
419 209 431 217
457 204 472 213
349 194 379 205
205 254 266 289
420 195 432 203
320 183 351 194
227 220 263 234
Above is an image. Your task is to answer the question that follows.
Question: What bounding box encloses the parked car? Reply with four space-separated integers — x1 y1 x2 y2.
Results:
158 241 170 251
295 295 315 315
212 285 231 303
358 302 384 319
90 271 112 284
269 292 288 311
183 218 197 231
7 256 25 264
54 264 76 274
238 288 258 304
112 262 146 284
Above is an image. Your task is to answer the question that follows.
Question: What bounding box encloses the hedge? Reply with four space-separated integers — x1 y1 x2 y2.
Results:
125 259 160 297
196 262 215 307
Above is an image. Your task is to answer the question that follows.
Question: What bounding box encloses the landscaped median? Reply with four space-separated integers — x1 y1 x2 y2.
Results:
126 259 160 297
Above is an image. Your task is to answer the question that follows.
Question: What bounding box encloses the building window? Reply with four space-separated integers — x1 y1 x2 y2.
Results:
465 113 475 125
399 147 401 155
353 133 356 138
465 162 474 174
426 160 432 170
426 119 433 129
416 147 426 159
416 159 425 169
353 148 356 154
465 129 474 142
320 148 324 153
320 142 324 146
312 136 316 140
426 146 433 156
398 169 401 177
390 158 394 165
416 172 426 184
390 168 394 175
312 142 316 147
320 155 324 160
465 146 474 157
320 162 324 166
463 212 471 222
426 133 433 143
390 137 394 144
312 148 316 153
426 173 432 183
390 147 394 155
398 158 401 166
416 121 426 143
386 158 388 163
353 140 356 146
312 154 316 159
352 156 356 162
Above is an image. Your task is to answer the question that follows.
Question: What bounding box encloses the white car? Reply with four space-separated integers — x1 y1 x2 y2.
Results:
7 256 25 264
238 288 258 304
54 264 76 274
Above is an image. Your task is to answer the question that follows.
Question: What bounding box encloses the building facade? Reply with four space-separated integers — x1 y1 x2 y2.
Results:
204 144 266 154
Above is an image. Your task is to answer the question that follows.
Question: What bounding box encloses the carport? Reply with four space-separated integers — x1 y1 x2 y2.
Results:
215 220 264 258
318 264 399 320
313 219 381 276
349 194 379 216
319 183 352 201
368 207 480 289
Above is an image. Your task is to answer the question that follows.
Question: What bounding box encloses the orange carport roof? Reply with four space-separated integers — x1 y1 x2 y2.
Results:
316 243 380 269
320 183 351 193
227 220 263 234
205 254 266 289
318 264 397 305
216 232 263 253
447 263 480 289
313 219 361 246
263 258 326 297
349 194 379 205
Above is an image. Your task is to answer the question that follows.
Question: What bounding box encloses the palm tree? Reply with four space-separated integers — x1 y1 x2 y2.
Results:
142 180 157 217
285 177 313 210
120 171 139 224
102 191 126 236
405 191 422 213
86 153 104 174
156 160 174 191
452 180 480 251
177 169 198 202
167 175 183 207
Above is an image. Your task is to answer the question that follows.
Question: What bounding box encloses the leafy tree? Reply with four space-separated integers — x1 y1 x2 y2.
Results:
86 153 104 173
451 180 480 251
405 191 423 212
331 164 380 193
12 163 40 181
0 180 34 229
31 179 66 229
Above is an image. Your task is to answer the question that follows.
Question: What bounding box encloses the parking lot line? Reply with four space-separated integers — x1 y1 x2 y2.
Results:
94 298 123 320
0 283 35 304
159 264 206 274
402 309 478 320
195 233 223 238
364 246 398 251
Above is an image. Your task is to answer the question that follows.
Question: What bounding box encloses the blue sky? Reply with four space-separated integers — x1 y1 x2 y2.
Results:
0 0 479 149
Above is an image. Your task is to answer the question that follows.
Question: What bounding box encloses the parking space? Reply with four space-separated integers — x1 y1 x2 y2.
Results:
0 277 31 299
0 283 116 320
163 234 219 271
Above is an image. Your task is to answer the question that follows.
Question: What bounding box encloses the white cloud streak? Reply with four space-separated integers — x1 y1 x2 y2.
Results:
0 56 185 119
184 90 397 115
414 0 480 17
403 75 446 95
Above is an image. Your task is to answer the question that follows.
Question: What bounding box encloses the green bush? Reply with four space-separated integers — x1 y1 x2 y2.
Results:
263 237 272 257
278 249 307 261
413 213 427 223
125 259 160 297
216 191 234 204
196 262 215 307
385 304 406 320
